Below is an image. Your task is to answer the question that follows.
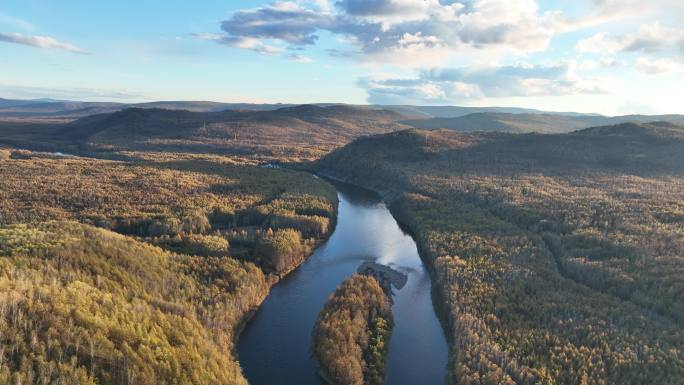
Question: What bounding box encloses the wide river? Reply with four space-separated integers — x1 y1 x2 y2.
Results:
237 181 449 385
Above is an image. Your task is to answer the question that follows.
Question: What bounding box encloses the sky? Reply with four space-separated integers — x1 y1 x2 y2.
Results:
0 0 682 115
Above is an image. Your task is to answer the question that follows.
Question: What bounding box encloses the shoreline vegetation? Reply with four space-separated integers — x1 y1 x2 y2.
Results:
0 149 337 385
314 125 684 385
312 275 393 385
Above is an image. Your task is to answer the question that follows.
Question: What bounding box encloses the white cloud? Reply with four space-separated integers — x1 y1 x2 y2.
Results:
361 62 612 104
228 37 284 54
0 32 88 54
579 57 622 70
220 2 334 46
636 57 683 74
577 23 684 54
207 0 684 68
360 76 483 104
192 33 283 54
214 0 573 65
335 0 439 26
577 33 624 53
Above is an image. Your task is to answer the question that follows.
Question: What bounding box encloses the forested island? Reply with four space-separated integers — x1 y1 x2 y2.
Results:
313 274 393 385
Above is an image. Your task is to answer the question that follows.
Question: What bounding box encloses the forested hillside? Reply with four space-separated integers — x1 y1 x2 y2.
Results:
314 122 684 385
0 150 337 384
0 221 267 384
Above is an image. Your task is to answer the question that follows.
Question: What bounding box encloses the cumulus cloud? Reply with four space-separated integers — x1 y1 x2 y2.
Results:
573 0 684 35
0 32 88 54
577 23 684 54
361 63 611 104
361 76 482 104
335 0 437 25
207 0 684 79
220 2 334 46
208 0 684 64
212 0 566 64
336 0 429 17
636 57 683 74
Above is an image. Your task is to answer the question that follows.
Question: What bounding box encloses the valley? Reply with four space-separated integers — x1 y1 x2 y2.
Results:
1 100 684 385
4 1 683 384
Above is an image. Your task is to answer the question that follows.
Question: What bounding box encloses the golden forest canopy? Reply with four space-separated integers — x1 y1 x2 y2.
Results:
314 123 684 385
0 221 268 385
2 116 684 385
0 151 338 385
0 153 337 271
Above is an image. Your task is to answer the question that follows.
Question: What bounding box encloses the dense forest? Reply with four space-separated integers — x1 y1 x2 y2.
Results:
3 115 684 385
0 149 337 384
314 123 684 385
0 151 336 273
0 221 267 385
313 275 393 385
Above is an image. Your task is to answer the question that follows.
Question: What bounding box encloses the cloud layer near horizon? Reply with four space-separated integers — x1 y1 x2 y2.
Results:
362 63 612 104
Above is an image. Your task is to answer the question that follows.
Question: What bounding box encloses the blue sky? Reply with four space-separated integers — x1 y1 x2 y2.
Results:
1 0 682 115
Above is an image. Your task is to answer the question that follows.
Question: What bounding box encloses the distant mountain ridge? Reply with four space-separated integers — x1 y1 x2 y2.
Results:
0 105 407 160
0 98 345 118
2 97 680 121
0 98 608 118
1 97 683 144
403 112 684 134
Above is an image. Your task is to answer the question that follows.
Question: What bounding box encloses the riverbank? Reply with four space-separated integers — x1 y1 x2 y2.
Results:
305 168 455 383
237 181 448 385
232 193 340 374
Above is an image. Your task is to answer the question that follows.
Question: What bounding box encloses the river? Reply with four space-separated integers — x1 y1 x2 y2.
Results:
237 181 449 385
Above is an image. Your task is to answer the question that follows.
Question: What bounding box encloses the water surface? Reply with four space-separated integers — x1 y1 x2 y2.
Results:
237 182 448 385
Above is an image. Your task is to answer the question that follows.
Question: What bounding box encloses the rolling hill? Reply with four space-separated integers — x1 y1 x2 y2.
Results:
0 99 301 118
2 97 684 160
2 98 683 136
403 112 684 133
0 98 334 118
0 105 408 160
